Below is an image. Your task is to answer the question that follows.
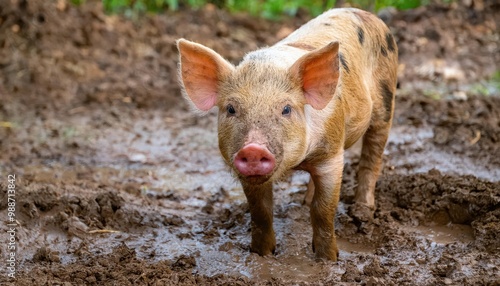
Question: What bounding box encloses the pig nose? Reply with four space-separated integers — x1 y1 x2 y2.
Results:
234 143 275 176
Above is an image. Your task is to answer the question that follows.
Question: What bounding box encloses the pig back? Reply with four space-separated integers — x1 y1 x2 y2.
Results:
278 8 398 149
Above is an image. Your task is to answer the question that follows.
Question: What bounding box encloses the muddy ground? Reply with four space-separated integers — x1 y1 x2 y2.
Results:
0 0 499 285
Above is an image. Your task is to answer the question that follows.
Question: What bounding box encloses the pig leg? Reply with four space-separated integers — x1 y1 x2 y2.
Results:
242 182 276 256
351 122 391 222
309 152 344 261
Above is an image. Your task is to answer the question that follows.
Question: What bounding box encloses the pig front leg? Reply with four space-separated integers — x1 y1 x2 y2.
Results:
242 181 276 256
309 152 344 261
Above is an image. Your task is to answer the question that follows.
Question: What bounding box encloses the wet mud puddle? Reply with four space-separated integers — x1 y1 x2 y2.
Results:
42 161 477 283
6 100 500 284
404 224 474 245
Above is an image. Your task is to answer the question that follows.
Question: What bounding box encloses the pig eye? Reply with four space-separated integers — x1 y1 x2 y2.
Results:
282 105 292 116
227 104 236 115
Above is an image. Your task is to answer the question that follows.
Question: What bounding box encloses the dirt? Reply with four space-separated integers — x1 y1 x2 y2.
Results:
1 0 499 285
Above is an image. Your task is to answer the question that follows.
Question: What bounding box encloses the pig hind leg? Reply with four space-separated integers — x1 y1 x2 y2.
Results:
351 85 394 222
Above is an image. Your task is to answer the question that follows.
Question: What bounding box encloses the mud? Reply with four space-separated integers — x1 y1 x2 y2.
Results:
1 0 499 285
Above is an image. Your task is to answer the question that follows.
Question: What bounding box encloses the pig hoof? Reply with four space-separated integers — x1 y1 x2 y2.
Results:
312 241 339 261
250 241 276 256
348 203 375 223
250 246 275 256
314 249 338 262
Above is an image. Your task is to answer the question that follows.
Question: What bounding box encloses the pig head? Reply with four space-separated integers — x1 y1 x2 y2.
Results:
177 40 339 184
177 8 398 261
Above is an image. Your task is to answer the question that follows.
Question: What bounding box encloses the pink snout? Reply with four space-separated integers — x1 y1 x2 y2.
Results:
234 143 276 177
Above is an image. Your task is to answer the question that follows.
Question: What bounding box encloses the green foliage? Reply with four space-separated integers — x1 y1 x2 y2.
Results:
103 0 129 14
492 70 500 86
100 0 436 18
102 0 190 14
226 0 337 19
342 0 431 11
375 0 430 11
101 0 337 18
70 0 86 5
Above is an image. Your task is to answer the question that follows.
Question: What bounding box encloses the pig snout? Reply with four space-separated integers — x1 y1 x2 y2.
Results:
234 143 275 176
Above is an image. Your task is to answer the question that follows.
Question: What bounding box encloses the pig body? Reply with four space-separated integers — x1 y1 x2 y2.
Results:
177 8 398 261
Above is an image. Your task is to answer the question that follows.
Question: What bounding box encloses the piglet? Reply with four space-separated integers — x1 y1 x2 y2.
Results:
177 8 398 261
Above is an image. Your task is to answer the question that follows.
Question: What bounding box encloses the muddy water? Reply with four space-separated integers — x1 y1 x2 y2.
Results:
5 103 498 284
86 110 484 282
388 125 500 182
404 224 474 245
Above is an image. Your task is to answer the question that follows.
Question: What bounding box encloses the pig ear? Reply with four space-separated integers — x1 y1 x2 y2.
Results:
289 42 340 110
177 39 235 111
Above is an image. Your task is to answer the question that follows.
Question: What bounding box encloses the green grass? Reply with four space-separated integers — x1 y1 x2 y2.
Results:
99 0 436 19
100 0 336 18
374 0 430 11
